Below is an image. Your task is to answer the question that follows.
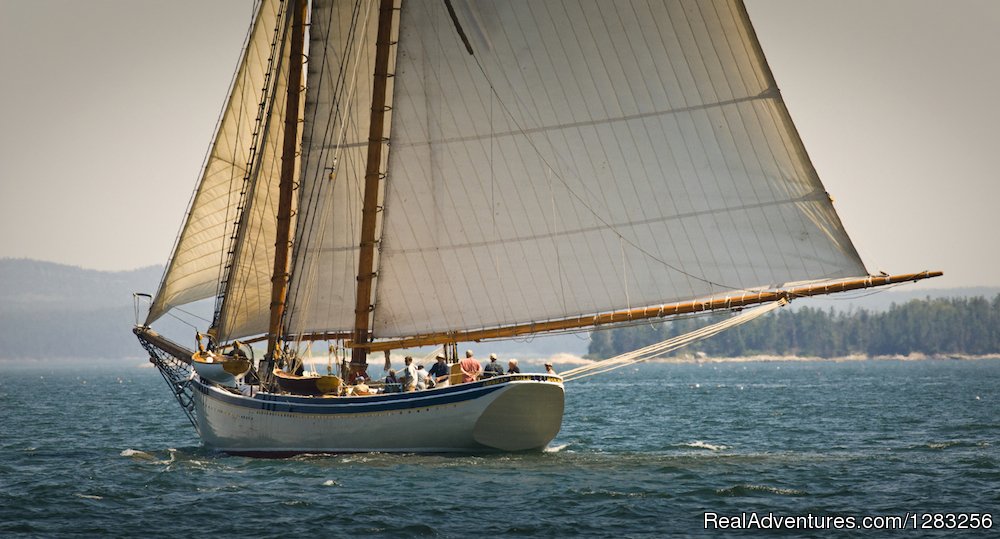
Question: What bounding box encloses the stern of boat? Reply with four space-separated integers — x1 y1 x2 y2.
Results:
472 377 564 451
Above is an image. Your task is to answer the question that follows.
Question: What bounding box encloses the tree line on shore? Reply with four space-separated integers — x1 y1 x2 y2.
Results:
588 295 1000 359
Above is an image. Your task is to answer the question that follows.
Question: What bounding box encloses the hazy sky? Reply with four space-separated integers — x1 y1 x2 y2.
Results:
0 0 997 290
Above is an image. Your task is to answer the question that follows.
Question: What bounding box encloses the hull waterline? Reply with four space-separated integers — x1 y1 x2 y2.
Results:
191 375 565 455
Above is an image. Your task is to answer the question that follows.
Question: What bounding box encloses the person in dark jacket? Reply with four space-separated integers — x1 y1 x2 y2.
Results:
483 353 505 378
427 354 450 384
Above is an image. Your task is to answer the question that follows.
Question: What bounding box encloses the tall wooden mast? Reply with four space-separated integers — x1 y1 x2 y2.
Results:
266 0 308 365
351 0 396 368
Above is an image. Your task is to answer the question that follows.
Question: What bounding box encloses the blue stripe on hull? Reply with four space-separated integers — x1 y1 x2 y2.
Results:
194 375 558 415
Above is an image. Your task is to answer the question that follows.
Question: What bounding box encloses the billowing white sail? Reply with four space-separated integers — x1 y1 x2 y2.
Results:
283 0 382 337
367 0 865 337
152 0 869 344
146 0 288 327
214 8 296 343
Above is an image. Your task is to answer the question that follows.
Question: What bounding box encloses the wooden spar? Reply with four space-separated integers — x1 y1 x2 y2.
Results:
134 327 195 365
243 331 353 345
347 271 943 352
351 0 396 366
266 0 307 361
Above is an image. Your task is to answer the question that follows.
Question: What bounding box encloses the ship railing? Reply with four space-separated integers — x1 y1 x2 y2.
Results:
369 382 403 393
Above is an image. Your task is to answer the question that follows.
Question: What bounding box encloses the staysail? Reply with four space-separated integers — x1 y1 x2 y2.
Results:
215 2 298 343
283 0 382 338
149 0 933 349
146 0 289 334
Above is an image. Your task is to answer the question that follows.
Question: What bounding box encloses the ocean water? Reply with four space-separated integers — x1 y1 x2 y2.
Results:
0 359 997 537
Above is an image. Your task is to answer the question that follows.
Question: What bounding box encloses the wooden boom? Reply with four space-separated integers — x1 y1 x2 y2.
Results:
345 271 942 352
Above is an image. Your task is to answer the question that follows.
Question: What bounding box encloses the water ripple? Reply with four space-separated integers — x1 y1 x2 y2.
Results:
1 359 998 536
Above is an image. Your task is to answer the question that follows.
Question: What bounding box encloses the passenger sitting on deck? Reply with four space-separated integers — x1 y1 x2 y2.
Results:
227 340 248 359
347 369 369 385
399 356 418 392
384 369 400 392
507 358 520 374
460 350 482 383
482 353 504 378
545 362 557 375
428 354 449 384
352 380 372 396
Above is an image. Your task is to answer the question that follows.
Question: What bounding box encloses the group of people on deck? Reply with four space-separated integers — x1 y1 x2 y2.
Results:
380 350 555 392
456 349 528 383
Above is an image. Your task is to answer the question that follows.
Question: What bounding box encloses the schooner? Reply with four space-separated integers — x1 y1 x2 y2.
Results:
135 0 939 455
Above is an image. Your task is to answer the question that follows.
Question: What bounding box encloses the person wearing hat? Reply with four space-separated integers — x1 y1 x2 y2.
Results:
459 349 482 383
483 352 504 379
428 353 449 385
544 362 557 375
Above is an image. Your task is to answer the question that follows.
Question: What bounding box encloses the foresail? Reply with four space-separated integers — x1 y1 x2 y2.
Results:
146 0 288 327
215 4 297 342
283 0 382 337
370 0 867 338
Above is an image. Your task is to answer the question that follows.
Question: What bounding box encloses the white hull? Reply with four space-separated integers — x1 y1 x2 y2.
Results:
191 374 565 454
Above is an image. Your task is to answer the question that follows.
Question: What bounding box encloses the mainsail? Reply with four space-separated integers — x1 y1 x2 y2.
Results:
368 0 865 338
147 0 929 350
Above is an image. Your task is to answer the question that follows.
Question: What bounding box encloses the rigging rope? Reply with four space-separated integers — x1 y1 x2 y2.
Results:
285 0 375 340
561 299 786 383
214 0 290 330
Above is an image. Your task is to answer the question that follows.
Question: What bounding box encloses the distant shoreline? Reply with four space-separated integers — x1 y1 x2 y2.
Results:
640 353 1000 364
2 353 999 365
522 352 1000 367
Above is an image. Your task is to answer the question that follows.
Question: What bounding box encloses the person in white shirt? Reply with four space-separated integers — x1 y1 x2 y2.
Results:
415 365 429 390
399 356 418 391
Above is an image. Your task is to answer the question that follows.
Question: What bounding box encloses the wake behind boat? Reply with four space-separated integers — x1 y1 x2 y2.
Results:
134 0 938 455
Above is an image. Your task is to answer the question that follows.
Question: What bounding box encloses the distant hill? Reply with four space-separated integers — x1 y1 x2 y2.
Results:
0 259 202 359
0 258 994 360
590 294 1000 359
0 259 163 312
0 258 591 360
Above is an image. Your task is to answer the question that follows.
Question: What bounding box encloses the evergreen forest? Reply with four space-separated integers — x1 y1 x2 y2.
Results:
588 295 1000 359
